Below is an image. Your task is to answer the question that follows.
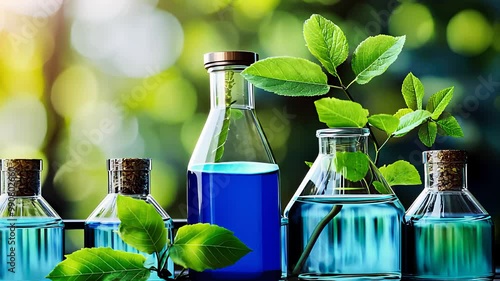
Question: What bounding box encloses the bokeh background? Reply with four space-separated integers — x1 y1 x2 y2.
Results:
0 0 499 263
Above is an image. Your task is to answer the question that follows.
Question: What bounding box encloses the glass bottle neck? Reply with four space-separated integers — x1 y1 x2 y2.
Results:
1 169 41 196
425 162 467 191
209 66 254 110
319 134 369 154
108 170 150 195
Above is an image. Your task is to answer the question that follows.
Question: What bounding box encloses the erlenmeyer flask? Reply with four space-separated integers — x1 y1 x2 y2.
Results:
403 150 494 280
187 51 281 281
283 128 404 280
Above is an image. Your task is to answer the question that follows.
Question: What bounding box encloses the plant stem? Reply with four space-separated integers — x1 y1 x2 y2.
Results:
341 87 380 151
292 205 343 276
374 136 392 165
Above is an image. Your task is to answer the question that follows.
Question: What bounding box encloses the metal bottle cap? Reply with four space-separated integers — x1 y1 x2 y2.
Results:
1 159 42 196
107 158 151 195
204 51 258 69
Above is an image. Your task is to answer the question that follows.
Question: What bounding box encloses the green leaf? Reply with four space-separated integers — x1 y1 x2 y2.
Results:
314 97 369 128
305 161 314 168
46 248 150 281
334 151 370 182
392 109 431 137
426 86 454 120
117 195 167 255
402 72 425 110
351 35 406 85
436 113 464 137
303 14 349 77
368 114 400 135
214 71 235 162
373 180 392 194
379 160 422 186
170 223 251 272
418 121 438 147
241 57 329 96
393 108 413 119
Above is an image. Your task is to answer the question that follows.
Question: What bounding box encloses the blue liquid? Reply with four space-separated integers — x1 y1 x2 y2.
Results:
403 216 494 280
187 162 281 281
84 221 173 280
287 195 403 280
0 218 64 281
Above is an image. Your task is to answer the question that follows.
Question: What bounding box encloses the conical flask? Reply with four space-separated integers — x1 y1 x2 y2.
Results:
403 150 494 280
283 128 404 280
84 158 174 280
0 159 64 280
187 51 281 281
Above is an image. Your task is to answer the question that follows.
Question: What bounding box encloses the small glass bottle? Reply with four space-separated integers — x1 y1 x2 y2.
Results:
85 158 173 280
283 128 405 280
403 150 494 280
187 51 281 281
0 159 64 281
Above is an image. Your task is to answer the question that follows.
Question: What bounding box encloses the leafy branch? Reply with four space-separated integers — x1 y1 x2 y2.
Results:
241 13 464 275
241 14 464 181
46 195 251 281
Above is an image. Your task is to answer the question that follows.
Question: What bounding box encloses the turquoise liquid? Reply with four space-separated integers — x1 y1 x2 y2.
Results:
85 222 173 280
403 215 494 280
187 162 281 281
287 195 404 280
0 218 64 281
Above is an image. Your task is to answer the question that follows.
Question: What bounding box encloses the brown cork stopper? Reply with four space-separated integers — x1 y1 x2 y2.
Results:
423 150 466 191
1 159 42 196
107 158 151 195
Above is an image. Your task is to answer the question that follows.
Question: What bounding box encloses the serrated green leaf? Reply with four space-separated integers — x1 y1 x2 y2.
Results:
303 14 348 77
368 114 400 135
314 97 369 128
117 195 167 255
379 160 421 186
402 72 425 110
426 87 454 120
46 248 150 281
170 224 251 272
394 108 413 119
241 57 329 96
392 110 431 136
418 121 438 147
305 161 314 168
351 35 406 85
334 151 370 182
436 113 464 137
373 181 392 194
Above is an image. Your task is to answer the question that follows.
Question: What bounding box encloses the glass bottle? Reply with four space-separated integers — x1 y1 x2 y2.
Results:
0 159 64 281
84 158 173 280
403 150 494 280
283 128 405 280
187 51 281 281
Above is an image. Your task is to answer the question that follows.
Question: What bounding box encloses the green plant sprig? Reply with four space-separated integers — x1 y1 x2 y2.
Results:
241 13 464 275
241 14 464 184
46 195 251 281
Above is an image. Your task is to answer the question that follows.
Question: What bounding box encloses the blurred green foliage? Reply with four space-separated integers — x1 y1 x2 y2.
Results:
0 0 498 260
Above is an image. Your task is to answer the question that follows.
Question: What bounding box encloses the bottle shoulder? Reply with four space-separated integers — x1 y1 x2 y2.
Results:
405 189 490 219
0 194 63 220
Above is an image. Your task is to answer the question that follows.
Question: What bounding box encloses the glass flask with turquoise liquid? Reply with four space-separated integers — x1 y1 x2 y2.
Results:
84 158 174 280
283 128 405 280
0 159 64 281
187 51 281 281
403 150 494 280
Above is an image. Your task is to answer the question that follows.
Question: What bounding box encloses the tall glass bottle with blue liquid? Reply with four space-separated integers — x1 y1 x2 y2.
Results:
84 158 174 280
403 150 494 280
283 128 405 280
187 51 281 281
0 159 64 281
